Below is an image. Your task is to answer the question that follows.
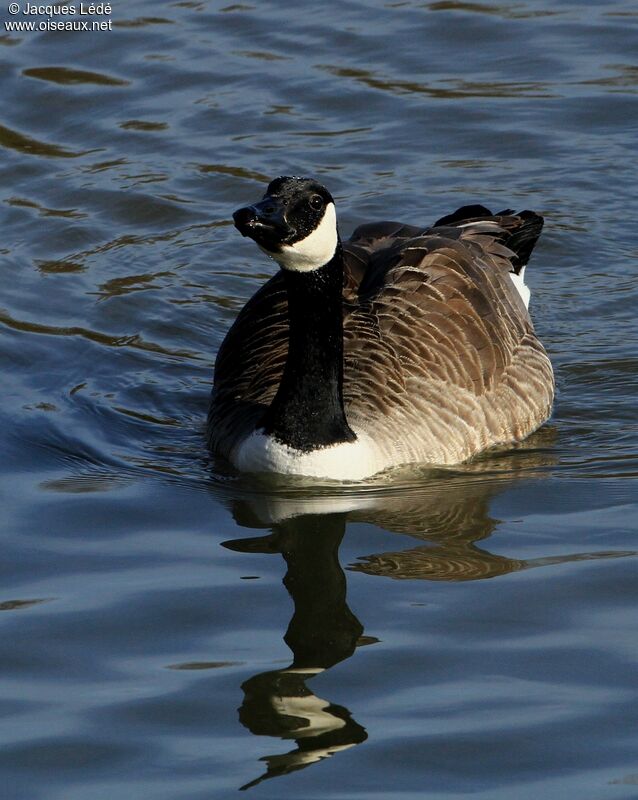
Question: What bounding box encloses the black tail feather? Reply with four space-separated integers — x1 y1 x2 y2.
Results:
505 210 544 273
433 204 493 226
433 205 544 273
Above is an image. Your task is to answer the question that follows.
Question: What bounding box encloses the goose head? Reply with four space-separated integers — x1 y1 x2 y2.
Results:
233 176 338 272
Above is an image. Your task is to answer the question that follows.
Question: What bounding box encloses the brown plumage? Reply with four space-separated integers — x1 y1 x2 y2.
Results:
208 206 554 474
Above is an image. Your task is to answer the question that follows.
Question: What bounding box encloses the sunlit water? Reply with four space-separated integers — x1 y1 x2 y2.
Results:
1 1 637 798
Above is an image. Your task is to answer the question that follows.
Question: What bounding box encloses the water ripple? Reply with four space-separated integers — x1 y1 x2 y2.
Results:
22 66 129 86
0 123 91 158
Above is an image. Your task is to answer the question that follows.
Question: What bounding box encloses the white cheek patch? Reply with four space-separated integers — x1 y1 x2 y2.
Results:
272 202 338 272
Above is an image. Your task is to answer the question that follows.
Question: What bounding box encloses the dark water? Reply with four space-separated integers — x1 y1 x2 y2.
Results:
1 1 637 797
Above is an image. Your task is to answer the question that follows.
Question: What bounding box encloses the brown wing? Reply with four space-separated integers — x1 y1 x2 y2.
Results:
341 218 553 464
207 272 288 454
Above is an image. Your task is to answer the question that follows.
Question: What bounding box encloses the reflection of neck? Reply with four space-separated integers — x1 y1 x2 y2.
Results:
260 247 356 452
235 512 367 791
278 514 363 669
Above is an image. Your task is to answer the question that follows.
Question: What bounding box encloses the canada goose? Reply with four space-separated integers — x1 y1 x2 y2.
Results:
208 176 554 480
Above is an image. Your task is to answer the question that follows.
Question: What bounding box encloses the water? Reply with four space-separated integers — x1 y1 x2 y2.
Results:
1 0 637 797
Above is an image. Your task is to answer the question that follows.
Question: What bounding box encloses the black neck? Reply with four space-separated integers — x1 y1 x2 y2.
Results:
260 245 355 451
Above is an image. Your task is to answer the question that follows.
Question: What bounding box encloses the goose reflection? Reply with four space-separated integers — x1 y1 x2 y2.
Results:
347 476 625 581
221 434 632 789
223 513 368 790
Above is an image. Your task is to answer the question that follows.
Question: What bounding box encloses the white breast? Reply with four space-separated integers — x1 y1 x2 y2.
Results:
231 429 387 481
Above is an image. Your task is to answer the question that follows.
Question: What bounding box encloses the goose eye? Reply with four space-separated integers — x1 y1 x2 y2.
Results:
308 194 324 211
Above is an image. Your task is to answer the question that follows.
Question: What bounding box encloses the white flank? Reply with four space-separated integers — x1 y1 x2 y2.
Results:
271 202 338 272
231 428 386 481
457 220 502 230
509 265 530 308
